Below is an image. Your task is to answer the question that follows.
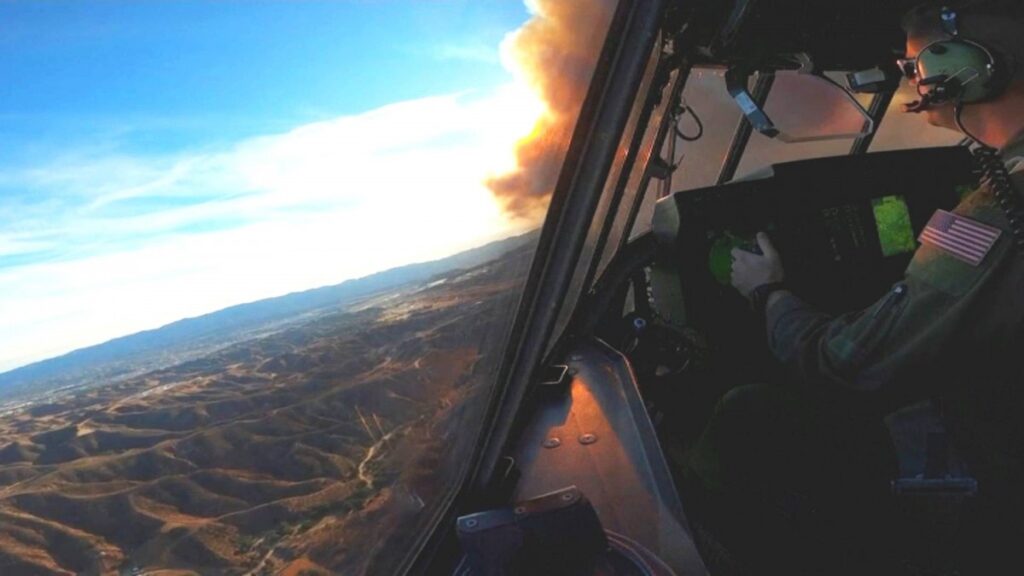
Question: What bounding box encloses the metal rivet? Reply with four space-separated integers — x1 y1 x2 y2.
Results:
543 437 561 449
579 433 597 445
561 492 575 502
514 506 526 515
464 519 478 528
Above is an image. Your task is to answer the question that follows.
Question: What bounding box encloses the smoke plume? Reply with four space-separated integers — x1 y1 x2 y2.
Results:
488 0 618 218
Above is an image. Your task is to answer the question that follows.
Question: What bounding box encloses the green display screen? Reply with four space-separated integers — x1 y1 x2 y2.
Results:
872 195 916 257
708 231 757 286
708 235 739 286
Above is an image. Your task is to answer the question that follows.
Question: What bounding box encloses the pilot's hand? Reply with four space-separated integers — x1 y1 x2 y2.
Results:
731 232 784 300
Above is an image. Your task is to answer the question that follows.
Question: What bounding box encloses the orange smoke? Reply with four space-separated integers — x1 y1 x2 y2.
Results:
488 0 618 219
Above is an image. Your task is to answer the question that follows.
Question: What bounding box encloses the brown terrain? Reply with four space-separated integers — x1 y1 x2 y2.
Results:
0 248 530 575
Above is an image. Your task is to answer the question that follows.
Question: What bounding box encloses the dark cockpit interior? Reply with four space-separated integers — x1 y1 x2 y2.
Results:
653 146 975 328
438 1 1020 575
609 146 979 398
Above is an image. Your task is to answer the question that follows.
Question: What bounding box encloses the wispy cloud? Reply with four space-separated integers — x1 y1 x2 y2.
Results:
0 84 546 372
435 43 502 64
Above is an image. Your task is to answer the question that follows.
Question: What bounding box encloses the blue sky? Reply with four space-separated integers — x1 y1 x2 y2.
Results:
0 1 550 372
1 1 527 151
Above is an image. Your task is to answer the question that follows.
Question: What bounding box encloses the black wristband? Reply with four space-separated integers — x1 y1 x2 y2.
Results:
750 282 787 317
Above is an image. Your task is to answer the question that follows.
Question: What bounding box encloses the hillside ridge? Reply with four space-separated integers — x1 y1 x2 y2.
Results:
0 231 538 401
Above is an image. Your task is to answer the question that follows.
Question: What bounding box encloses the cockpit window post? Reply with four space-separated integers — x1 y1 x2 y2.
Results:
617 63 691 255
577 42 671 312
717 71 775 184
472 0 667 496
850 90 897 154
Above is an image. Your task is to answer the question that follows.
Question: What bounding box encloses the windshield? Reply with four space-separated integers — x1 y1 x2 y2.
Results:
669 67 746 190
0 2 614 574
663 70 964 194
548 34 663 349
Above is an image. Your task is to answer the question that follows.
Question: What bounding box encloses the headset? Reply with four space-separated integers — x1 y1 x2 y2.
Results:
899 6 1007 113
900 4 1024 256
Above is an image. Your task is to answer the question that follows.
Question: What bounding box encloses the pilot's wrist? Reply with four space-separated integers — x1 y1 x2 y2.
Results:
765 289 792 313
750 282 789 317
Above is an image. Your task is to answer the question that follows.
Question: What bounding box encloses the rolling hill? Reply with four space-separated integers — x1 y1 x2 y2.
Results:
0 231 538 404
0 231 537 575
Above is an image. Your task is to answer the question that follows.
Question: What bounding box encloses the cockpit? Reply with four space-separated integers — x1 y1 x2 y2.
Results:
4 1 1018 574
431 1 1021 574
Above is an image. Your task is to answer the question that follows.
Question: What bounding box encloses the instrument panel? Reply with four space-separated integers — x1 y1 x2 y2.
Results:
652 146 977 337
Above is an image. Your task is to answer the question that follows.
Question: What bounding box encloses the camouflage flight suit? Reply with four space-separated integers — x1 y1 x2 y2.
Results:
683 137 1024 572
765 138 1024 570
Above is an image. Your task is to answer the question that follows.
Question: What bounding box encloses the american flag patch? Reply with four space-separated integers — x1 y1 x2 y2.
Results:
919 209 1002 266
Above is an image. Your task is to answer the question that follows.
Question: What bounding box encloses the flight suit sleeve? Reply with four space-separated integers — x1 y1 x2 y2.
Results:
765 286 910 389
764 191 1014 392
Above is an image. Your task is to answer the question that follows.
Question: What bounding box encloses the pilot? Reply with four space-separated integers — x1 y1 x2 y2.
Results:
683 1 1024 573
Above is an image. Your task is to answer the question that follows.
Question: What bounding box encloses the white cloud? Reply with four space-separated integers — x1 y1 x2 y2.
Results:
435 43 501 64
0 84 547 373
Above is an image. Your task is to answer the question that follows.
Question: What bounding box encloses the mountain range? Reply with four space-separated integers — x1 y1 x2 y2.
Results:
0 231 538 403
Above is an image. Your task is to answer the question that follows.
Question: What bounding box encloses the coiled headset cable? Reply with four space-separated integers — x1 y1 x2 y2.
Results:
973 146 1024 256
954 103 1024 256
962 109 1024 257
